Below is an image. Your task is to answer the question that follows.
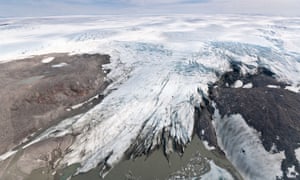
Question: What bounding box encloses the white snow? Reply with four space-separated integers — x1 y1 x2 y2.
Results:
203 141 216 151
287 166 299 178
285 85 300 93
267 85 280 88
41 57 54 63
0 15 299 178
232 80 243 88
296 148 300 162
201 129 205 135
243 83 253 89
51 62 68 68
71 94 99 110
0 150 17 161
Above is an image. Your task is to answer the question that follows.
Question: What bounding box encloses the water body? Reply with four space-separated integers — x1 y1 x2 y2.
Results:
66 137 241 180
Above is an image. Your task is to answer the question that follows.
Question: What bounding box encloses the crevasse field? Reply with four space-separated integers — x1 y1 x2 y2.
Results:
0 14 300 179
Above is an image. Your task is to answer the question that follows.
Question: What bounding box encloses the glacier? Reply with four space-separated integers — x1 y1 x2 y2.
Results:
0 14 300 179
212 110 285 179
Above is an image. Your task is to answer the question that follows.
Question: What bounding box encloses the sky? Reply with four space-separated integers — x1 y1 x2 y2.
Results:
0 0 299 17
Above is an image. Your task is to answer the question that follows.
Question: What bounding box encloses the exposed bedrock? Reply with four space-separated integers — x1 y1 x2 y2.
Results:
0 53 110 155
196 62 300 179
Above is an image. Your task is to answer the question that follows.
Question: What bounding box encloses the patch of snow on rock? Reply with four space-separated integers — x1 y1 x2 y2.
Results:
51 62 68 68
0 150 17 161
232 80 243 88
285 85 300 93
287 166 299 178
243 83 253 89
295 148 300 162
267 85 280 88
41 57 54 63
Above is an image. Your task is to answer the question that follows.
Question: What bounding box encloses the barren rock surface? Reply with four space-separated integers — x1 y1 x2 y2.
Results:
0 53 110 155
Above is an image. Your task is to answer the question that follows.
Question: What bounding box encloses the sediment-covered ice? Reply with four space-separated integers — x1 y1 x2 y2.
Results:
0 15 300 178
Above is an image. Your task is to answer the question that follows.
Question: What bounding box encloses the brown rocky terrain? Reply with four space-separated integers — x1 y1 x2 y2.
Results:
0 53 110 155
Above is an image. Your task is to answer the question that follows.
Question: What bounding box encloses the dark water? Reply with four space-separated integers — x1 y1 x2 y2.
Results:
73 138 203 180
67 137 241 180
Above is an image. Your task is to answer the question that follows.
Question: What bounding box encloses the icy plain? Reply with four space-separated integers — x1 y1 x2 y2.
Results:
0 15 300 179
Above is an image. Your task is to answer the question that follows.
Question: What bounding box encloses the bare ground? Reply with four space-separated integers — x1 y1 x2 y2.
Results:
0 53 110 155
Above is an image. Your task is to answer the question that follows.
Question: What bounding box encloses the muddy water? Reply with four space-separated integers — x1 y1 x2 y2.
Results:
64 137 241 180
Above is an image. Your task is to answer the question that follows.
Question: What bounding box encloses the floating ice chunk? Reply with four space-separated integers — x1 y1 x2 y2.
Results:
51 62 68 68
169 155 233 180
201 129 205 135
41 57 54 63
202 141 216 151
232 80 243 88
267 85 280 88
243 83 253 89
201 161 234 180
287 166 299 178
